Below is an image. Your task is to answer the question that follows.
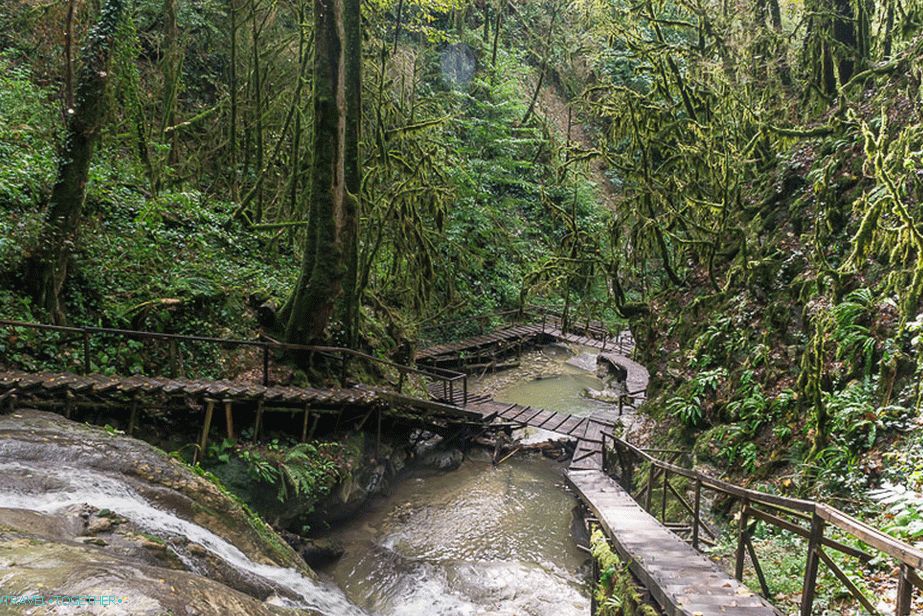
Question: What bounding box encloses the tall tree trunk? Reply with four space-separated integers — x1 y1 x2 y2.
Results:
161 0 183 169
490 2 502 66
63 0 77 112
284 0 361 345
31 0 126 323
250 0 265 222
392 0 404 54
805 0 867 95
521 4 558 124
228 0 240 201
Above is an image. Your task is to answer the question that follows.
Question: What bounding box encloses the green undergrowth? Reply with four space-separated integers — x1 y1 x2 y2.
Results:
590 528 659 616
705 520 894 614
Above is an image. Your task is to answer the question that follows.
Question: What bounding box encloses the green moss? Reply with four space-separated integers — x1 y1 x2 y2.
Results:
590 528 658 616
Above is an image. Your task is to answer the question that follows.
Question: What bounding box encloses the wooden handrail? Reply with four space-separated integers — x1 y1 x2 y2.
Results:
0 319 469 405
609 433 923 570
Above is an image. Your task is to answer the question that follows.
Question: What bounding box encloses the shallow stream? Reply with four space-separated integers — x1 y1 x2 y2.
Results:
319 451 590 616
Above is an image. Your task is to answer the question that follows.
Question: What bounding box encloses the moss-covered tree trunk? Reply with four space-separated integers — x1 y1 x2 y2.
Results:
804 0 869 96
284 0 361 345
160 0 183 169
31 0 126 323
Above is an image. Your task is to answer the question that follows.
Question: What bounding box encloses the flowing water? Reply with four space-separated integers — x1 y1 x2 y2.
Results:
320 451 590 615
0 459 365 615
321 348 614 615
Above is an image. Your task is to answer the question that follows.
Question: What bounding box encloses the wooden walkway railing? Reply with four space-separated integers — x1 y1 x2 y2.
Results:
417 305 634 357
602 434 923 615
0 319 469 405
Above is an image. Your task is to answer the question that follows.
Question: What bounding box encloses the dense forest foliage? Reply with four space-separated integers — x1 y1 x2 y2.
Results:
2 0 923 530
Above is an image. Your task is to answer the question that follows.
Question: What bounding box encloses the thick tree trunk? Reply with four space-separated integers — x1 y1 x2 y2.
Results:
284 0 361 345
31 0 126 323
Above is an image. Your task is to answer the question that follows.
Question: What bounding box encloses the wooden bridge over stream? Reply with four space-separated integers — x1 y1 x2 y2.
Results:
1 315 922 615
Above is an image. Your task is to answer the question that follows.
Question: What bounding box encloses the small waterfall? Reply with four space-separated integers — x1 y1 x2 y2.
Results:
0 461 366 616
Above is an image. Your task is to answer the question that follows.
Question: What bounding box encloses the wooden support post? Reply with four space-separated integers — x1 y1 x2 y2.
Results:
601 432 607 473
168 339 178 377
64 390 75 419
301 408 310 442
308 412 320 441
692 478 702 550
82 330 91 374
745 532 771 598
196 399 216 464
128 398 139 436
645 464 655 511
736 498 750 581
661 466 669 521
896 564 914 616
262 345 270 386
800 511 825 616
591 549 599 615
817 547 877 613
254 399 265 441
223 400 235 440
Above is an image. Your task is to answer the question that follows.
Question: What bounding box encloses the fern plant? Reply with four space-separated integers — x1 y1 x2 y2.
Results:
829 288 877 378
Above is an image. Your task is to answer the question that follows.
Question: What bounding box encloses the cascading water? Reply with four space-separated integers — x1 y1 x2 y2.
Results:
0 459 366 616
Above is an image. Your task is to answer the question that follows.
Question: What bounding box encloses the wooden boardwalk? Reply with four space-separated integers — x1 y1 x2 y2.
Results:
568 470 780 616
424 325 782 615
416 321 635 366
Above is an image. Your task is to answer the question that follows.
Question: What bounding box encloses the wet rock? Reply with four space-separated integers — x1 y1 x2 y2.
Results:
419 447 464 471
0 530 302 616
141 538 167 552
81 537 107 546
295 537 345 569
84 516 113 535
188 542 208 556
